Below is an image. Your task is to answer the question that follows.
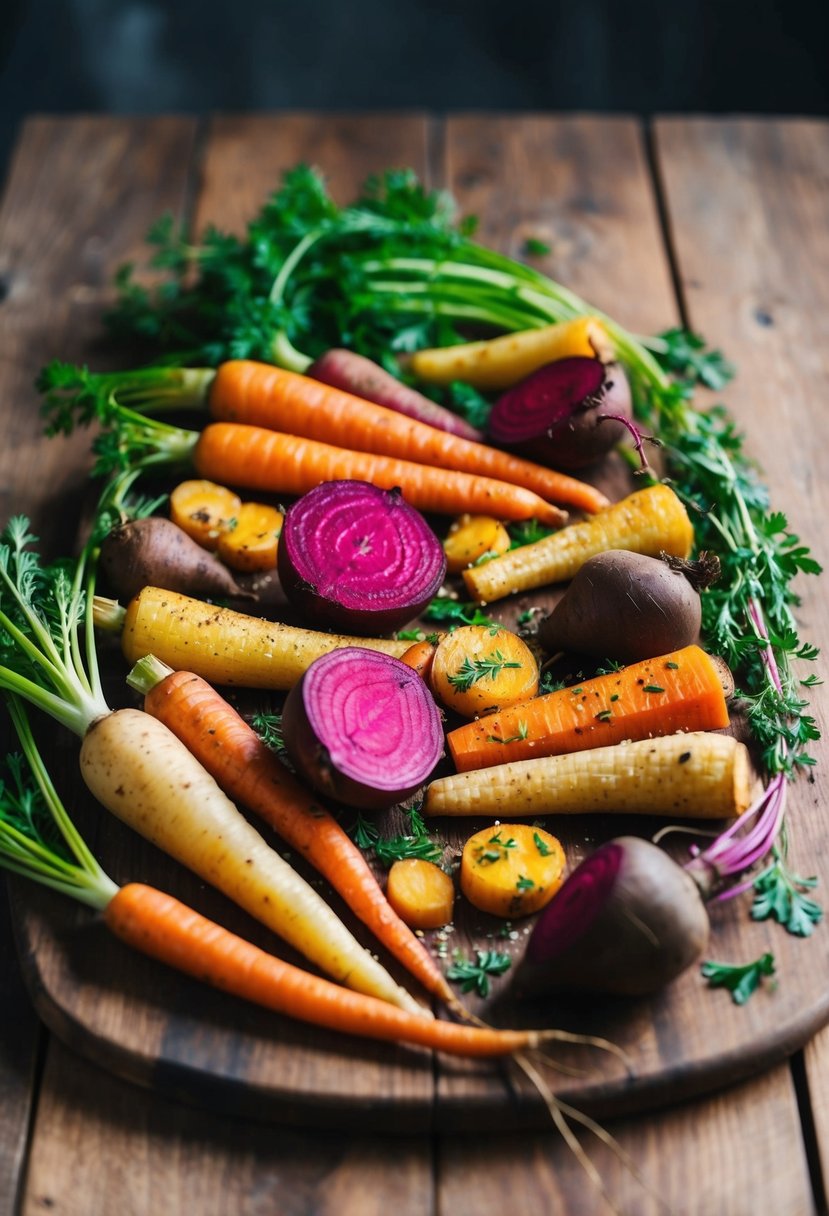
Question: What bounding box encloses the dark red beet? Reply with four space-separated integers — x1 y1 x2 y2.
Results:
515 836 710 997
487 357 635 470
277 480 446 635
307 348 484 441
282 647 444 811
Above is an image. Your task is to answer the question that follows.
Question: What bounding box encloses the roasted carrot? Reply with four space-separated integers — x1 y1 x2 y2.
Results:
425 733 754 819
192 422 568 526
96 587 411 689
206 361 605 516
446 645 731 773
132 659 457 1005
463 484 694 603
399 639 439 682
409 317 613 391
106 883 540 1056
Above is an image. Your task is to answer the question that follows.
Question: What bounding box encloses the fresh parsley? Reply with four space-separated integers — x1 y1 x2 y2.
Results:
700 953 776 1005
751 848 822 937
446 949 512 998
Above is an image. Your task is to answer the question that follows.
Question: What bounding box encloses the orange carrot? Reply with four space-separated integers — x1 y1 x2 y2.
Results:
447 645 730 773
135 662 457 1006
192 421 567 525
105 882 542 1057
206 361 607 515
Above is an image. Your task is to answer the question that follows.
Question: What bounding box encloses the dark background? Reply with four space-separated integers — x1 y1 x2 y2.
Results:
1 0 828 183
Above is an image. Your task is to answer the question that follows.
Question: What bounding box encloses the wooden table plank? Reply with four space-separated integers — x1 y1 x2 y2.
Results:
0 882 39 1216
805 1027 829 1205
22 1039 433 1216
653 111 829 1040
22 1037 814 1216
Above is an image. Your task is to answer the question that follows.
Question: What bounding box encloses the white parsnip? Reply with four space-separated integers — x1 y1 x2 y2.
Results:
80 709 426 1015
424 732 754 820
463 484 694 603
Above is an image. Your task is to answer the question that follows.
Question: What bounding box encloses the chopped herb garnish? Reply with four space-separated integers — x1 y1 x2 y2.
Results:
523 236 551 257
515 875 535 891
665 661 680 670
643 684 665 694
488 832 516 849
251 711 286 758
701 953 776 1005
533 832 552 857
423 598 496 629
751 845 822 937
596 709 613 722
447 948 511 997
448 650 521 693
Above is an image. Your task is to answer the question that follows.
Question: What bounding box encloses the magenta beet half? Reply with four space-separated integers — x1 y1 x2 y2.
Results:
487 357 633 470
278 480 446 634
282 647 444 811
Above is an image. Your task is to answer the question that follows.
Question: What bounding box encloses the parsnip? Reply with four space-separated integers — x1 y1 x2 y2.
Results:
463 484 694 603
425 733 754 820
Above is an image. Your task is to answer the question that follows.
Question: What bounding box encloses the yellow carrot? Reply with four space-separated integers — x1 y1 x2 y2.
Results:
425 733 754 819
463 484 694 603
410 317 613 391
447 645 730 773
104 587 411 689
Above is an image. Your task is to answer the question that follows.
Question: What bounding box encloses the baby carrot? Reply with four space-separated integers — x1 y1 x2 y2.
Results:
446 645 731 773
132 659 457 1006
207 361 605 516
193 422 568 526
463 484 694 603
102 587 411 689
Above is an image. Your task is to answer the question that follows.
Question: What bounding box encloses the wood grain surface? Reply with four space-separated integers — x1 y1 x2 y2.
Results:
1 114 827 1146
21 1037 815 1216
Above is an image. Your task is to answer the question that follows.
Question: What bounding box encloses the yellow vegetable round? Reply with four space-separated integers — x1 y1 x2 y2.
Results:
386 859 455 930
430 624 539 718
460 824 565 919
443 514 511 574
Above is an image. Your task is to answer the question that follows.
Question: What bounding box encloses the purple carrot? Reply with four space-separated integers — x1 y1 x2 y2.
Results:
308 348 484 440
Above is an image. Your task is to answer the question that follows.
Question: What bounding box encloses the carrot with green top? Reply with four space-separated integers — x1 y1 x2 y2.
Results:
128 656 458 1007
95 587 412 689
39 360 609 517
446 645 730 773
38 369 571 526
463 484 694 603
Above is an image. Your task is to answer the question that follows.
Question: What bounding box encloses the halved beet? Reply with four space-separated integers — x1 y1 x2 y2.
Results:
278 480 446 635
282 647 444 811
487 357 634 470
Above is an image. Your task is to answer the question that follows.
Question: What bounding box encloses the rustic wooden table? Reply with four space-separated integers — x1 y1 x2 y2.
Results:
0 112 827 1214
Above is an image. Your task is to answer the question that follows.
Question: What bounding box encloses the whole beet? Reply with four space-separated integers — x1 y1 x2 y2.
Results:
515 836 710 997
100 517 252 603
538 549 720 663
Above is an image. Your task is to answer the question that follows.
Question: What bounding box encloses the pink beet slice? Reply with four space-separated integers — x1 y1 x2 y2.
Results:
277 480 446 635
282 647 445 811
307 348 484 440
488 357 634 470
